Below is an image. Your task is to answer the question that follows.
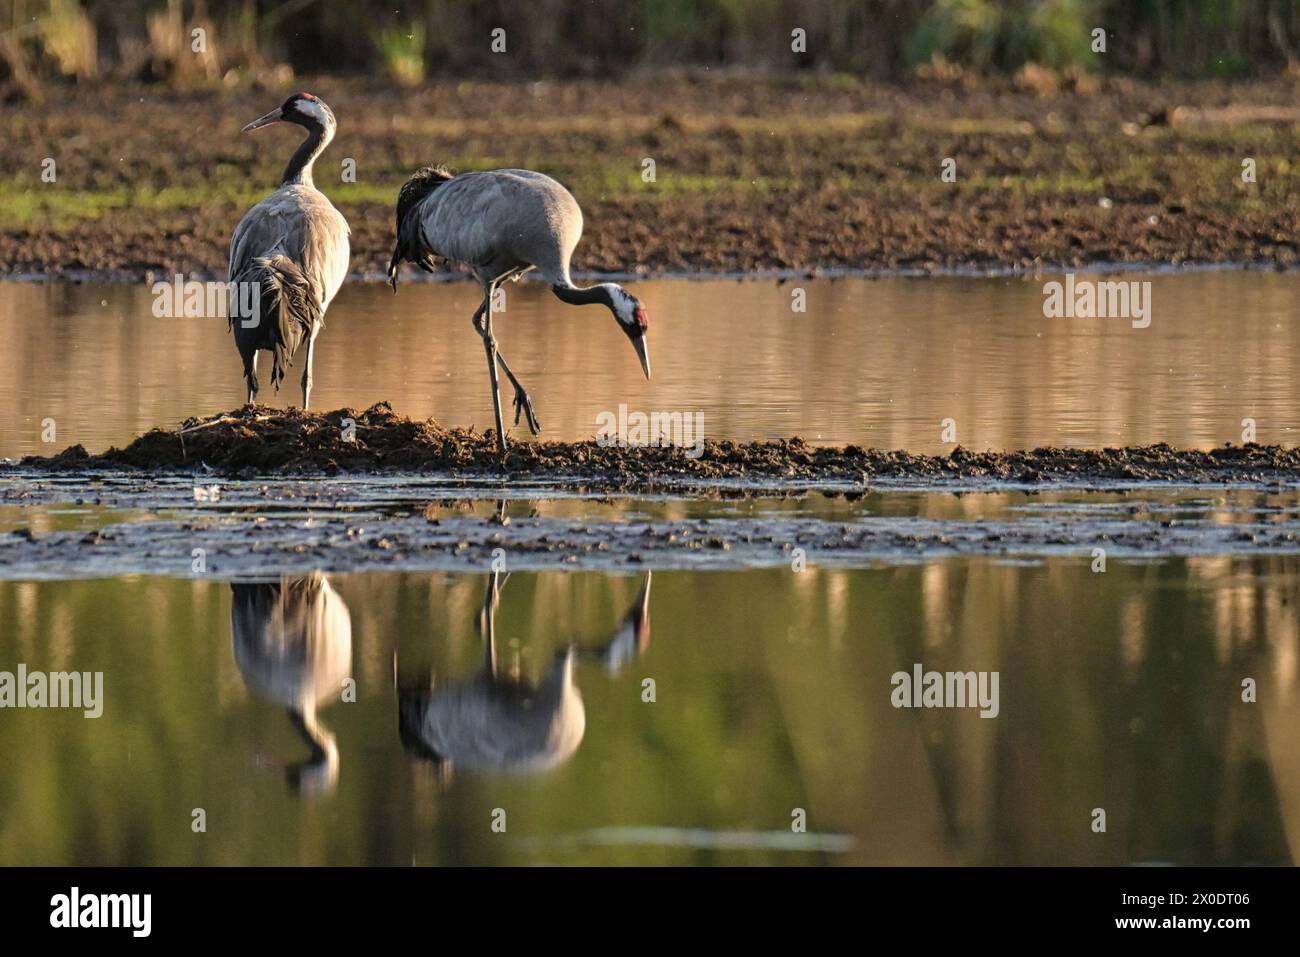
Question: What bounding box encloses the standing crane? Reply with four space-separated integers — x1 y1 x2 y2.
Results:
229 93 350 409
387 166 651 461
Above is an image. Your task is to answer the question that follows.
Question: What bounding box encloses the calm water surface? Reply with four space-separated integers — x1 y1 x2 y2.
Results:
2 270 1299 867
0 559 1296 866
2 270 1299 459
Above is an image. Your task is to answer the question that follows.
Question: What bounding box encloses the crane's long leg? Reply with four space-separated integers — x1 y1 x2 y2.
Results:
470 299 541 435
244 352 259 406
478 285 509 463
301 325 320 410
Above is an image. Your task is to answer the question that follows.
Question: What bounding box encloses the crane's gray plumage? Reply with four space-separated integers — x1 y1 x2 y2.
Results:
391 168 582 285
229 93 350 409
398 571 651 777
388 165 651 461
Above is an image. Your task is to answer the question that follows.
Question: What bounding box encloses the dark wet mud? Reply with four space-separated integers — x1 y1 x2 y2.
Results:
7 430 1300 578
13 403 1300 491
4 492 1300 580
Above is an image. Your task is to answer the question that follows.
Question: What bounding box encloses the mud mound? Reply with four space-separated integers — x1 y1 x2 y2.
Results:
13 404 1300 486
25 403 481 474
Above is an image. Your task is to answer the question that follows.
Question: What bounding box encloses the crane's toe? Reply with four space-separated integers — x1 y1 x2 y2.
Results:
512 387 542 436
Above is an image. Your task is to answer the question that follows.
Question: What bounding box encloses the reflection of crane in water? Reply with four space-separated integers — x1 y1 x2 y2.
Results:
231 573 353 796
398 571 652 777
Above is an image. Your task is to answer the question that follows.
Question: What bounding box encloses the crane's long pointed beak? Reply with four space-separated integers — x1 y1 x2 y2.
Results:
632 333 651 379
242 107 283 132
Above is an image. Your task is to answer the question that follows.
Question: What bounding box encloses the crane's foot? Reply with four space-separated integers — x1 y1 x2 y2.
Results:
511 386 542 436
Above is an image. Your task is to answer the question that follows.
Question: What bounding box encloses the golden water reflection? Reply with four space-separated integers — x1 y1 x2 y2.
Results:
2 271 1298 459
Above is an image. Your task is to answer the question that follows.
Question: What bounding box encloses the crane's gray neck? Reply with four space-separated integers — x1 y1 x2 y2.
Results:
281 123 333 188
552 282 616 308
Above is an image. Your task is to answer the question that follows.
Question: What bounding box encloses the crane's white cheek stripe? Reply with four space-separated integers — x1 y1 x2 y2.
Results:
297 98 330 125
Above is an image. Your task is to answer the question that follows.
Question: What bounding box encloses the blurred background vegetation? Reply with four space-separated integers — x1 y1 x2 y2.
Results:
4 0 1300 99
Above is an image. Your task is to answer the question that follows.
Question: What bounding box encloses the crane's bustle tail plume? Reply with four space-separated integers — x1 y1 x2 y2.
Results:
232 255 323 393
388 165 456 290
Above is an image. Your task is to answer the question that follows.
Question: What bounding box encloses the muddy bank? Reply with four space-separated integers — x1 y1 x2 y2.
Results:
8 76 1300 278
13 403 1300 488
3 501 1299 580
